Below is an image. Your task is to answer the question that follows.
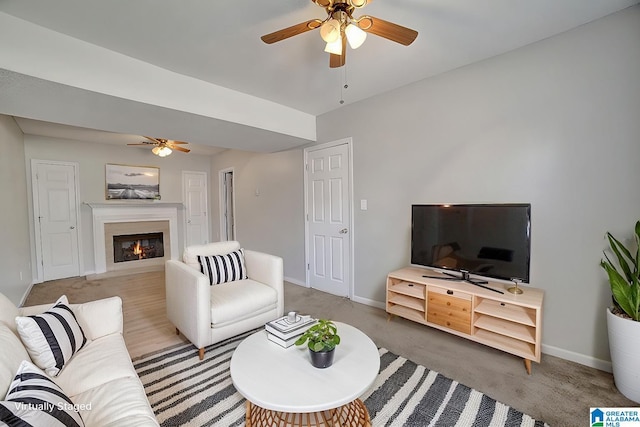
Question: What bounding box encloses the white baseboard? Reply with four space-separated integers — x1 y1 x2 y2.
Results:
284 276 307 287
351 295 385 310
542 343 612 372
19 282 35 307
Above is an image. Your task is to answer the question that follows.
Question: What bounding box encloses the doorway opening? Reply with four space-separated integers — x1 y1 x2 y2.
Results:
220 168 235 241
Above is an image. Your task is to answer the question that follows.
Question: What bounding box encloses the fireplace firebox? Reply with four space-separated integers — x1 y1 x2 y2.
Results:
113 232 164 263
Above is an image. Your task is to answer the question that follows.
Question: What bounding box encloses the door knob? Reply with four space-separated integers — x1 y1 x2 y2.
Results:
70 226 75 230
339 228 348 234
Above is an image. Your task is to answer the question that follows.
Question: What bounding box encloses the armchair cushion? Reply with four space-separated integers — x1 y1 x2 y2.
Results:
210 279 278 327
198 248 247 285
15 296 87 377
183 241 241 271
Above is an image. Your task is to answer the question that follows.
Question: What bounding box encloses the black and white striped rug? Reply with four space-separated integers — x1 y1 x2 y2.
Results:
133 330 549 427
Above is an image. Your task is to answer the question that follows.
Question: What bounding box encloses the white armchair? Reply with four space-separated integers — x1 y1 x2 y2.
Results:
165 241 284 359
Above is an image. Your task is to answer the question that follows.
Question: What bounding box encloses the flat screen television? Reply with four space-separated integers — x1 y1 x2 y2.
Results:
411 204 531 284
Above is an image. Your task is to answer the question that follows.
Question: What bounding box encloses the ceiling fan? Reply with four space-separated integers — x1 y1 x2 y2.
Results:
261 0 418 68
127 136 191 157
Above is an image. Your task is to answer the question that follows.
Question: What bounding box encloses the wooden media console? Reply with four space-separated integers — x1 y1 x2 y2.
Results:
386 267 544 374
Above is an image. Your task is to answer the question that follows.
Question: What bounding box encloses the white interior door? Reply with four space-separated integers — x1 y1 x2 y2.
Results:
183 171 209 247
305 140 352 297
33 161 80 281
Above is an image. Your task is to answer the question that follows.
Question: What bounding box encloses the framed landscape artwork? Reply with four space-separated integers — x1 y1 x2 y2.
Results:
105 164 160 200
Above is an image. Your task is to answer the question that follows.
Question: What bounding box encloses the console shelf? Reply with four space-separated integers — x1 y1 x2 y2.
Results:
386 267 543 374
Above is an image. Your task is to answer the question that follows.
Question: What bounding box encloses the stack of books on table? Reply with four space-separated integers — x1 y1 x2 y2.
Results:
265 314 317 348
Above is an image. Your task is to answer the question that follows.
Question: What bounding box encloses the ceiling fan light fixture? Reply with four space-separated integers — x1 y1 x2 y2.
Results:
350 0 367 7
345 23 367 49
324 38 343 55
320 18 341 43
152 145 172 157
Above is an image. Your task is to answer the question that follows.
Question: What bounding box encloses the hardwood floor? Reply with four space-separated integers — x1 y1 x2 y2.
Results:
24 271 188 359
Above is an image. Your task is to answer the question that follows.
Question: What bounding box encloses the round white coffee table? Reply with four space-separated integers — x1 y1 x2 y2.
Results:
230 322 379 427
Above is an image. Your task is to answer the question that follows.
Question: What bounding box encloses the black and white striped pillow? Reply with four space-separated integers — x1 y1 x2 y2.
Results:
15 295 87 377
198 248 248 285
0 360 84 427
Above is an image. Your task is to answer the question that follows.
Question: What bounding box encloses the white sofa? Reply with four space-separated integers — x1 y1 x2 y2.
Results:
166 241 284 359
0 293 158 426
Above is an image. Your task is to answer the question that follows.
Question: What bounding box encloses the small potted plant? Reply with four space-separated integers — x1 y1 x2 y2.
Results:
295 319 341 368
601 221 640 403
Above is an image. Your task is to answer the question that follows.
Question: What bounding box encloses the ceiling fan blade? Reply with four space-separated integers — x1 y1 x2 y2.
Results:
261 20 322 44
127 143 152 146
358 16 418 46
172 146 191 153
143 136 163 144
329 33 347 68
168 140 189 145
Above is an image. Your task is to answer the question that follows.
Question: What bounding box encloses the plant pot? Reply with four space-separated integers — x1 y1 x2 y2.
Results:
309 347 335 369
607 307 640 403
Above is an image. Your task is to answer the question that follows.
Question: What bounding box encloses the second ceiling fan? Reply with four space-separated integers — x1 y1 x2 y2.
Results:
127 136 191 157
261 0 418 68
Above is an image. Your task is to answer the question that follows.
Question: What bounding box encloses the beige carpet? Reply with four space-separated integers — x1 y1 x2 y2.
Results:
24 272 636 426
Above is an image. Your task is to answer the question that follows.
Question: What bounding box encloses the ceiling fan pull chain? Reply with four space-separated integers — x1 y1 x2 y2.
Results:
339 64 348 105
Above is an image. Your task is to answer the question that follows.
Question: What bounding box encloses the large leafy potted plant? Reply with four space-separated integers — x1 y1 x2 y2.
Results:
601 221 640 403
295 319 341 368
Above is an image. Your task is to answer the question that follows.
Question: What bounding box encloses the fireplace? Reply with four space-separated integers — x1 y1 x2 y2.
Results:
113 232 164 263
87 203 180 276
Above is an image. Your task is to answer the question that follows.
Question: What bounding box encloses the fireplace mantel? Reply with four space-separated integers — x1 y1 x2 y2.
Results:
85 201 184 209
88 202 180 274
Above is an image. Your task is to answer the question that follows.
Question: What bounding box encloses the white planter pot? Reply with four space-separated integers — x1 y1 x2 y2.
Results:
607 307 640 403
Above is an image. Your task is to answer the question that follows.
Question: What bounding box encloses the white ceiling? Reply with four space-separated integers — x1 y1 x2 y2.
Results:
1 0 638 152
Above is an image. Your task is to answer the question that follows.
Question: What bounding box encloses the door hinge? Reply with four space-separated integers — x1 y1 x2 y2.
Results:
305 163 309 171
307 263 310 270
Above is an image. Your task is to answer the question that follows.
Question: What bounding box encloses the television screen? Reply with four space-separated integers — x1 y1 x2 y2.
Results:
411 204 531 283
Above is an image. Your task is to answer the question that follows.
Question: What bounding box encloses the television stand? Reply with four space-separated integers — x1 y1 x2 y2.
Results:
422 271 504 294
388 267 544 374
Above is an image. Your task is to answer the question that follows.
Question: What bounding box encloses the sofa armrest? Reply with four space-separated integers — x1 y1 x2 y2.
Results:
165 259 212 349
20 297 123 340
244 250 284 316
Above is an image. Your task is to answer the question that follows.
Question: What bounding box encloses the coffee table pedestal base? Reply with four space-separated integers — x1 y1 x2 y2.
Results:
246 399 370 427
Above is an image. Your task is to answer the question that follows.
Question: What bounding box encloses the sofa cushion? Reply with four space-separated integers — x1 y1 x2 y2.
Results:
210 279 278 327
0 360 84 427
198 249 248 285
70 296 123 340
0 293 19 335
54 334 137 398
183 241 241 271
0 325 30 398
70 376 157 427
15 296 87 377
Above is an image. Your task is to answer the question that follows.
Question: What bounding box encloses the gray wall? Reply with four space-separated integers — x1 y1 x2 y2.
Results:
316 6 640 367
210 149 306 284
23 136 212 276
0 115 31 304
